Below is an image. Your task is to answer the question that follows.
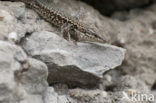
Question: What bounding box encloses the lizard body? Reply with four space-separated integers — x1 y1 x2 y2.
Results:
18 0 106 43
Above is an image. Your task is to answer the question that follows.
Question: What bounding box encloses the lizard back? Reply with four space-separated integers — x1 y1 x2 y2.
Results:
19 0 106 43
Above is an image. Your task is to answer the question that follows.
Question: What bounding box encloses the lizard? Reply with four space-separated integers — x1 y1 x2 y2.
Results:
15 0 106 44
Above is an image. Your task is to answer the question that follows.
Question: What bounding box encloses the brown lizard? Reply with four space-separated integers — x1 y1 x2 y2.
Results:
16 0 106 43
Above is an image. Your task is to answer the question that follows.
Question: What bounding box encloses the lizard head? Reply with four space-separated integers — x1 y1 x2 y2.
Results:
75 28 106 43
85 30 106 43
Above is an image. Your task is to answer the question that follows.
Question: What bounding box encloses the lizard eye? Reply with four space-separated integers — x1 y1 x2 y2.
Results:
94 34 98 37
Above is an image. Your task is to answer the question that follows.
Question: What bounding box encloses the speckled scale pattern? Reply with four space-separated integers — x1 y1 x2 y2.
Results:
20 0 106 43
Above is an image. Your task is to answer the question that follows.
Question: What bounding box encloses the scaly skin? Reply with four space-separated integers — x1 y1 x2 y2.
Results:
17 0 106 43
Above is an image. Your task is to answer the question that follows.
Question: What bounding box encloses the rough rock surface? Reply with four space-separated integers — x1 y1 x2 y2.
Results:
0 41 48 103
44 87 76 103
0 0 156 103
0 1 54 42
0 1 126 103
22 31 125 87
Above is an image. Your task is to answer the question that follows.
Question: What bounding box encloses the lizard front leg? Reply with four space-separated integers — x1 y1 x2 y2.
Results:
61 23 78 45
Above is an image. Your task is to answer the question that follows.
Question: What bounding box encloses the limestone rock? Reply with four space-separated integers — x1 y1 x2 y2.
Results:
22 31 125 87
44 87 76 103
0 41 48 103
69 88 108 103
0 1 53 42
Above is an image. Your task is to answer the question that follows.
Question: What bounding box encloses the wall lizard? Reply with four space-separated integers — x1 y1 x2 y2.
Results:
16 0 106 43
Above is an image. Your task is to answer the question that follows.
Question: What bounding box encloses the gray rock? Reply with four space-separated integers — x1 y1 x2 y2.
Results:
115 75 150 93
2 1 26 18
0 1 26 41
20 58 48 94
20 95 44 103
69 88 108 103
47 65 100 88
151 90 156 103
0 41 48 103
44 87 76 103
111 4 156 88
0 41 26 103
22 31 125 87
0 1 54 42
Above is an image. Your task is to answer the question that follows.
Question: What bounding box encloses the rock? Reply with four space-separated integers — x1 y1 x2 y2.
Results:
22 31 125 87
0 1 25 41
44 87 76 103
100 74 150 94
47 65 100 88
8 32 18 43
68 88 154 103
20 58 48 95
69 88 107 103
111 5 156 88
0 41 48 103
152 90 156 103
0 1 54 42
20 95 44 103
0 41 26 103
1 0 155 103
2 1 26 18
114 75 150 93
